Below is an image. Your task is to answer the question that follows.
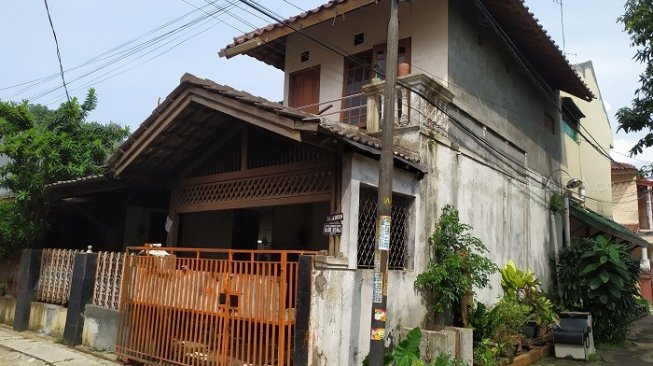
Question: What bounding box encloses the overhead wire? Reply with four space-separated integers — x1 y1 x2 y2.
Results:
42 0 71 103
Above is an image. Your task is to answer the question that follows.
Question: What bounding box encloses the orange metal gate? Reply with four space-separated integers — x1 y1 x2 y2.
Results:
115 247 313 366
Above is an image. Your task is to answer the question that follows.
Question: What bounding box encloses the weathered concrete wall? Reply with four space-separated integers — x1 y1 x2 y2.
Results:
0 297 15 326
308 132 559 365
82 305 119 351
448 0 563 176
0 299 119 352
283 0 448 115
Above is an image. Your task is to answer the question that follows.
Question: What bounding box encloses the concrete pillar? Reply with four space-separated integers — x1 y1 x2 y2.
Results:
13 249 42 332
641 246 651 271
63 252 98 347
292 255 313 366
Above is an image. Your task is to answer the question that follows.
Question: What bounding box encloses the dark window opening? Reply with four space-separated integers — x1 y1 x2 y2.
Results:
354 33 365 46
300 50 310 63
357 187 411 269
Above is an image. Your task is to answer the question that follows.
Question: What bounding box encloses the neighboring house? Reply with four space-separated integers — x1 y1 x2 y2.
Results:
560 61 614 217
610 161 653 303
42 1 650 365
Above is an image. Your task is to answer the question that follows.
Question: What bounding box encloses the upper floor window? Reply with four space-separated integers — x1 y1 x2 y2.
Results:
340 38 412 128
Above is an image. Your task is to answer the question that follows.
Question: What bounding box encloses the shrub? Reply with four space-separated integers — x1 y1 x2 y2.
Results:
415 205 497 325
490 296 530 354
554 235 641 342
499 260 558 327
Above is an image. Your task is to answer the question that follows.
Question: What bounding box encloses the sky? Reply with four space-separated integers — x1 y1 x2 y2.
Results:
0 0 649 166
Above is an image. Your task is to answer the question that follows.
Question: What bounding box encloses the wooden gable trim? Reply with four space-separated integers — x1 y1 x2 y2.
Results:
189 89 310 141
113 92 194 177
224 0 379 59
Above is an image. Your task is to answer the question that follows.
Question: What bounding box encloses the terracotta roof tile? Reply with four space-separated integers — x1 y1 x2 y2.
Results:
611 161 638 171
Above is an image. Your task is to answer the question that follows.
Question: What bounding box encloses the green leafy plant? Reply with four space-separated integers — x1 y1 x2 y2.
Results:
430 353 468 366
473 338 499 366
415 205 497 325
554 235 641 342
363 327 421 366
468 302 499 341
549 192 564 214
499 261 559 328
490 296 530 355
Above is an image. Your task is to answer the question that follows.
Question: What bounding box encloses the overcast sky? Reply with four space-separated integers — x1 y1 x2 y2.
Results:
0 0 648 166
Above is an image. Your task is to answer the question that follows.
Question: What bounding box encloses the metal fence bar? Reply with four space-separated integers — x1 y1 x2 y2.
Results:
35 248 79 305
115 248 316 366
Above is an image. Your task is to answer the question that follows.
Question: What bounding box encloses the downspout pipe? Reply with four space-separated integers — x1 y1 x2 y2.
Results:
563 190 571 248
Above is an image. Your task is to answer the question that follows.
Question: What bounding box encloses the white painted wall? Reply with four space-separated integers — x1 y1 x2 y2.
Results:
283 0 448 117
561 61 614 217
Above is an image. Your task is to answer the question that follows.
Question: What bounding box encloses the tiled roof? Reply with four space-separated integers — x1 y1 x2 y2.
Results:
45 174 107 189
107 73 421 176
222 0 593 100
624 223 640 234
611 161 638 171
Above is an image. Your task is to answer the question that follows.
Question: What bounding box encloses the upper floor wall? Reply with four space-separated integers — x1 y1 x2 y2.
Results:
282 0 448 120
448 0 563 175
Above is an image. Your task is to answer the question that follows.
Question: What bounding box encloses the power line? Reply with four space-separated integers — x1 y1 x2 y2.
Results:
42 0 70 103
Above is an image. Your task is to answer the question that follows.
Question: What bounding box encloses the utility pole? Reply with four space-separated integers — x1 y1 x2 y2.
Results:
369 0 399 364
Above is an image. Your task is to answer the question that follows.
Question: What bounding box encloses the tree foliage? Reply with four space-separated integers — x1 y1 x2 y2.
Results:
617 1 653 154
0 89 128 256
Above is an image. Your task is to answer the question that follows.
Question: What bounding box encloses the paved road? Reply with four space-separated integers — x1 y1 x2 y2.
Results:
0 348 49 366
534 315 653 366
0 326 120 366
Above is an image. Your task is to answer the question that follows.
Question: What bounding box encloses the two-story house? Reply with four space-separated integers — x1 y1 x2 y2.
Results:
42 0 607 365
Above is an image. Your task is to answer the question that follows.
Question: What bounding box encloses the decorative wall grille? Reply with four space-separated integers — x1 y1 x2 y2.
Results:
92 251 125 310
178 168 332 210
36 249 80 305
357 187 411 269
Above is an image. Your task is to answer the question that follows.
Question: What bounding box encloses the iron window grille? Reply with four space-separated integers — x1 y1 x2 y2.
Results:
357 187 411 269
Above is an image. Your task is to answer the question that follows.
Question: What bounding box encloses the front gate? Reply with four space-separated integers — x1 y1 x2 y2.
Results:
116 247 312 366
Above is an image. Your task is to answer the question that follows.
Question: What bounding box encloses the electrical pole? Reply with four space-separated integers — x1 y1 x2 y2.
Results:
369 0 399 364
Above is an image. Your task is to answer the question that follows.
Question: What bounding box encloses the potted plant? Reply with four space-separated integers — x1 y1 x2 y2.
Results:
499 261 559 338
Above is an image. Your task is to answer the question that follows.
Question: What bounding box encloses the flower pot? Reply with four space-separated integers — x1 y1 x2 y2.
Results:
523 321 537 338
398 62 410 76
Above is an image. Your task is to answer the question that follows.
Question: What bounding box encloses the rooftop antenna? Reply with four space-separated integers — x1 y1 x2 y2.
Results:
553 0 567 54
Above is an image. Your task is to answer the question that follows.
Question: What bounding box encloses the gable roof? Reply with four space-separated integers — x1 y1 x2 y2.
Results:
105 73 422 179
611 161 638 173
220 0 593 100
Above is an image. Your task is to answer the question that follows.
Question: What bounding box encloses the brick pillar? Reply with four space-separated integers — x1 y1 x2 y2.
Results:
63 252 98 347
641 271 653 305
13 249 42 331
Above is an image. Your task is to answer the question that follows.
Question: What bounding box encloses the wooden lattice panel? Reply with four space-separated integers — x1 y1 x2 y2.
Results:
92 251 125 310
177 168 331 211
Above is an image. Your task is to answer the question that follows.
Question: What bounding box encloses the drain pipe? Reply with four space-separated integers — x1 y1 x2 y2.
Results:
563 190 571 248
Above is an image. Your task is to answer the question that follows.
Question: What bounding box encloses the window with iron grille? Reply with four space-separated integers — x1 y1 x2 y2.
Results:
357 187 412 269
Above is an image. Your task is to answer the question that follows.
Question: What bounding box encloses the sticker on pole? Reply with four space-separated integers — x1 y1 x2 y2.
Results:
373 273 383 303
374 309 387 322
371 327 386 341
378 215 391 251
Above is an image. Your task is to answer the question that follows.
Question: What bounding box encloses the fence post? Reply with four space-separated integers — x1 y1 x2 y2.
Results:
14 249 42 331
292 255 313 366
63 252 98 347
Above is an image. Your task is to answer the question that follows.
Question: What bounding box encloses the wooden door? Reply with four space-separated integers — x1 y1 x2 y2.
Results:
289 66 320 114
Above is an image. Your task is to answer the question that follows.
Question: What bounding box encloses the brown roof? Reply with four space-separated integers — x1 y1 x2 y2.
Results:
611 161 638 172
106 73 421 178
221 0 593 100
